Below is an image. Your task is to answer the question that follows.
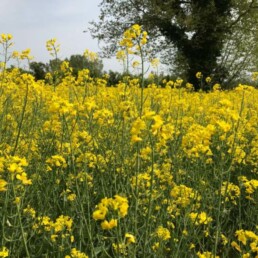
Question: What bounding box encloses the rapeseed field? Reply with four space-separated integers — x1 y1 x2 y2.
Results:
0 28 258 258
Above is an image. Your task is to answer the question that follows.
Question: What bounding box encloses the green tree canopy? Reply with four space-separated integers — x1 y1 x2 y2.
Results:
67 54 103 78
90 0 258 89
29 62 49 80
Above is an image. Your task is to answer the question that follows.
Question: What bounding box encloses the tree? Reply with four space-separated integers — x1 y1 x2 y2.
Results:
29 62 49 80
67 54 103 78
49 58 62 73
218 1 258 86
106 70 124 86
90 0 258 89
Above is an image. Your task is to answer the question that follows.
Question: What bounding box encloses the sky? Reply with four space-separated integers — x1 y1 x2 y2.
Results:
0 0 122 72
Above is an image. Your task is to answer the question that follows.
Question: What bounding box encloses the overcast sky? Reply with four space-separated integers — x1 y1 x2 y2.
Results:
0 0 122 72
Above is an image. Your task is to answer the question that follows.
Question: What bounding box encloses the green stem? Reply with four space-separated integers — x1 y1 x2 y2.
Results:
12 82 29 156
143 143 155 258
12 185 30 258
139 44 144 117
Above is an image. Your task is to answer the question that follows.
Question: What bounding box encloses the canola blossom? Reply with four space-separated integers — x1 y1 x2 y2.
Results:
0 32 258 257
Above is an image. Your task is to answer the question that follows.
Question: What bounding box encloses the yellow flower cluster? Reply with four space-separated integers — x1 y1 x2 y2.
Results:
252 72 258 81
238 176 258 200
3 156 32 186
155 226 171 241
150 58 160 68
197 251 219 258
12 49 33 60
220 181 241 205
0 34 258 257
0 33 13 43
93 108 114 125
169 184 201 214
131 117 146 143
93 195 129 230
182 124 215 162
46 155 67 171
0 247 9 258
33 215 74 243
196 72 203 79
112 233 136 255
231 229 258 256
60 61 73 74
119 24 148 51
0 157 7 191
0 179 7 192
46 38 60 57
83 49 98 62
65 248 88 258
23 205 36 218
189 212 213 225
116 49 126 61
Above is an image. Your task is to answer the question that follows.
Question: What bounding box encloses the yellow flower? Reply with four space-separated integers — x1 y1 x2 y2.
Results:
186 82 194 90
67 248 89 258
252 72 258 81
101 219 118 230
250 241 258 252
131 135 142 143
16 172 32 185
216 120 231 133
119 24 148 49
131 117 146 143
151 115 163 135
0 33 13 43
221 234 228 245
220 182 240 205
14 197 21 205
46 155 67 169
0 179 7 192
23 205 36 218
231 241 241 252
53 215 73 233
132 60 140 68
213 83 221 91
114 195 129 217
7 163 20 173
131 117 146 135
152 242 160 251
46 38 60 57
189 212 212 225
92 206 108 220
116 50 126 61
12 50 20 59
67 193 76 201
140 146 152 160
155 226 171 241
0 246 9 258
196 72 203 79
189 243 195 249
205 76 212 83
197 251 219 258
174 78 183 88
20 48 33 60
60 61 72 73
51 234 58 242
150 58 159 68
112 243 127 255
84 49 98 62
125 233 136 244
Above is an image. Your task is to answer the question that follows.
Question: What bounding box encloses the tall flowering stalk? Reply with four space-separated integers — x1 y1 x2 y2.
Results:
46 38 61 90
0 34 14 93
119 24 148 116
